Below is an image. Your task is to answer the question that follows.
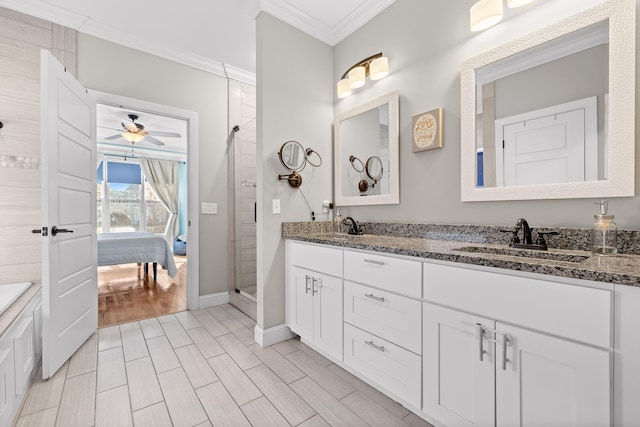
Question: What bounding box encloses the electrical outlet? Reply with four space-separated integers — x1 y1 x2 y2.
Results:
201 202 218 214
272 199 281 214
322 200 330 213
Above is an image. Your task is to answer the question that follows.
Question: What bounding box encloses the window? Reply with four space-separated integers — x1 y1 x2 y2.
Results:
97 159 168 234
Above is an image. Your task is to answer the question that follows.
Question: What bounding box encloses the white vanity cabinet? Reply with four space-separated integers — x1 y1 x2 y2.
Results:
286 241 343 361
423 262 612 427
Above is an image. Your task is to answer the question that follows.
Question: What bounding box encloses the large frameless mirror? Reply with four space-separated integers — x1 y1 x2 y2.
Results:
460 0 635 201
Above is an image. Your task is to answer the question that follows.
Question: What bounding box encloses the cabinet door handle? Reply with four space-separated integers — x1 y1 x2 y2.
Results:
312 277 320 295
364 340 385 352
475 323 485 362
364 293 385 303
499 332 512 371
363 259 385 266
305 275 311 294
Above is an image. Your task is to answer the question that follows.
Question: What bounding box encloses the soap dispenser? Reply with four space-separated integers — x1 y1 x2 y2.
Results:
333 208 343 234
592 200 617 256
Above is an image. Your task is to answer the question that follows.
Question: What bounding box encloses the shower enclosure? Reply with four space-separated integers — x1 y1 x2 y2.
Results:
228 81 257 318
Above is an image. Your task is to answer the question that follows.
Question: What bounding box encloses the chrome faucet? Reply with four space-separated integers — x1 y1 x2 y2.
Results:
342 217 363 235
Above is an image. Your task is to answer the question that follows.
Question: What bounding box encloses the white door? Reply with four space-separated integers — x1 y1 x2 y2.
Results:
40 51 97 379
423 304 495 427
496 323 611 427
289 266 314 341
496 96 598 186
313 273 342 361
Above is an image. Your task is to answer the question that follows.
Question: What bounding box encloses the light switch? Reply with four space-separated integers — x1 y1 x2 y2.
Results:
201 202 218 214
272 199 281 214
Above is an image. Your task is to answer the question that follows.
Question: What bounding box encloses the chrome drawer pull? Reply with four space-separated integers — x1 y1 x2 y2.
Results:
305 275 311 294
364 340 385 352
364 294 385 303
475 323 485 362
363 259 385 266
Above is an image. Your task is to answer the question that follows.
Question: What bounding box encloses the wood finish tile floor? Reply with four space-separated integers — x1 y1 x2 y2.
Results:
16 304 435 427
98 256 187 328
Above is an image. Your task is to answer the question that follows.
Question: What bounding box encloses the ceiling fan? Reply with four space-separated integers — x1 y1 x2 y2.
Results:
102 114 181 146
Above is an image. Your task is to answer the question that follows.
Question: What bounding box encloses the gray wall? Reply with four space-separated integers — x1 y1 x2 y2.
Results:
78 34 230 297
332 0 640 229
256 13 334 329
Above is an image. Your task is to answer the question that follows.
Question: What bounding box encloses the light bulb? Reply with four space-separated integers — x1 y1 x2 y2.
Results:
369 56 389 81
348 66 366 89
470 0 503 32
337 78 352 98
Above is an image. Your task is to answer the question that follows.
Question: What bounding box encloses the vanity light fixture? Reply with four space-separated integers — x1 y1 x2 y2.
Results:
470 0 537 32
337 53 389 99
470 0 503 32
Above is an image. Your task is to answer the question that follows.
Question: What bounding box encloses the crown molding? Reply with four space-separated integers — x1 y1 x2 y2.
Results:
259 0 396 46
0 0 256 85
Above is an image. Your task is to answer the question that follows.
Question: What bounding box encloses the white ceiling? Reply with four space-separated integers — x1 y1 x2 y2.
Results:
0 0 396 83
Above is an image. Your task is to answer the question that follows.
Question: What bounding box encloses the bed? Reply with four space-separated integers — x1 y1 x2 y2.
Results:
97 232 178 280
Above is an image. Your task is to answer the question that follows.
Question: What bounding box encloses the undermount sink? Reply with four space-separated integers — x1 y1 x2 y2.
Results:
454 246 591 263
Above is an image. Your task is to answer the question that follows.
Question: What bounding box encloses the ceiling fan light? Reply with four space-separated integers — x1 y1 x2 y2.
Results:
348 66 366 89
470 0 503 32
337 78 352 98
369 56 389 81
507 0 536 7
122 131 145 143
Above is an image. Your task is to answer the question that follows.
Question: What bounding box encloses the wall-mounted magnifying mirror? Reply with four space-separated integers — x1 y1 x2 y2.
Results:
277 140 322 188
335 90 399 205
279 140 306 171
461 0 635 201
365 156 383 187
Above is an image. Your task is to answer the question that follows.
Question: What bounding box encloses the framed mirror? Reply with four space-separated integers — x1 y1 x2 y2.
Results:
461 0 635 201
334 90 399 206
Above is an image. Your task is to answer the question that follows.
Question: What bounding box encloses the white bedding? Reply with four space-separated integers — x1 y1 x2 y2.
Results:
97 232 177 278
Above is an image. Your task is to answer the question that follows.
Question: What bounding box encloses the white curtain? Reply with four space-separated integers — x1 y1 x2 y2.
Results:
140 158 180 246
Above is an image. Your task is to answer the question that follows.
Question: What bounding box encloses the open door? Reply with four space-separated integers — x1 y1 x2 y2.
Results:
40 50 97 379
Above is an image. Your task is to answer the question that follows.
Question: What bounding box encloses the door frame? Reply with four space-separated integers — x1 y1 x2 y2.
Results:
90 90 200 310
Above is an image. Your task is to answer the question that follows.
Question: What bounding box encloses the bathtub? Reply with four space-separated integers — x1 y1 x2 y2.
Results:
0 282 32 317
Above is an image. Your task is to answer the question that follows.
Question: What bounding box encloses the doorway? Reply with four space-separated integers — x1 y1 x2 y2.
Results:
92 91 200 326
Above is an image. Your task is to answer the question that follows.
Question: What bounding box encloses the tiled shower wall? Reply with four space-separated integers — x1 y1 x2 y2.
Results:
228 80 257 300
0 7 77 284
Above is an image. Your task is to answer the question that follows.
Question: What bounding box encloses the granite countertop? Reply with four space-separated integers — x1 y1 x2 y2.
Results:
284 231 640 287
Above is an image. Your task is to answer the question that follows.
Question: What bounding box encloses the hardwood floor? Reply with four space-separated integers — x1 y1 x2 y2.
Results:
98 256 187 327
17 305 435 427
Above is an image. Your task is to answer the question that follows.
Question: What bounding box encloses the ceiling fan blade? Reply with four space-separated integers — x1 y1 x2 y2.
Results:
122 121 139 133
144 136 166 146
104 134 124 140
147 131 182 138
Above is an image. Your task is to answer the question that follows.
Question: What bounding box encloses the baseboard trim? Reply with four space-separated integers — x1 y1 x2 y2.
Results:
198 291 229 309
254 324 296 347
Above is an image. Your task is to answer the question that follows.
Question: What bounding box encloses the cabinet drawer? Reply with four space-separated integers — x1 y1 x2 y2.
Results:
344 281 421 354
287 241 343 277
344 250 421 298
344 323 421 408
424 263 612 348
